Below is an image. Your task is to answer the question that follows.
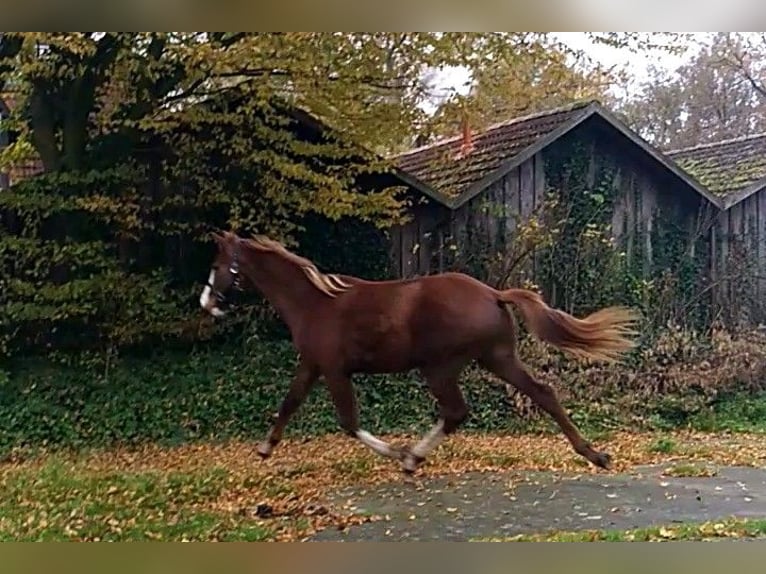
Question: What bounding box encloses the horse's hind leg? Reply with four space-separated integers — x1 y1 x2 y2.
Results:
401 363 468 474
482 347 612 469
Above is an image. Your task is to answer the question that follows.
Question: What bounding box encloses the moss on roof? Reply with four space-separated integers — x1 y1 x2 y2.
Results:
668 134 766 196
394 100 597 197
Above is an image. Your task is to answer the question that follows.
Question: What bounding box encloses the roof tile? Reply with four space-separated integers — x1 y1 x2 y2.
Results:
667 134 766 197
394 100 596 197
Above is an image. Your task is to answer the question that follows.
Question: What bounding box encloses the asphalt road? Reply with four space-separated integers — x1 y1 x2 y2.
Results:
312 463 766 541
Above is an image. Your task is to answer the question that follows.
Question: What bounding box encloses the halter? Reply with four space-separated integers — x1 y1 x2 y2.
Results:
206 237 243 304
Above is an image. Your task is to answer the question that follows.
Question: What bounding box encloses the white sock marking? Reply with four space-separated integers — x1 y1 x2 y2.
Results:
257 440 273 456
356 430 398 459
411 420 446 458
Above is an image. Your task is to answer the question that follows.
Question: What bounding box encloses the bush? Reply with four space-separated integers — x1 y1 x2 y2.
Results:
3 326 766 458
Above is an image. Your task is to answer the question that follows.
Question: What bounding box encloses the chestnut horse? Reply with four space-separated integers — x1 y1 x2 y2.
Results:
200 231 638 475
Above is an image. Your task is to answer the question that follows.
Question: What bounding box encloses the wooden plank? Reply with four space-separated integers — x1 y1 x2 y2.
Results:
489 179 503 251
686 210 697 260
610 167 625 243
503 168 520 246
640 175 655 275
519 158 534 222
729 201 744 320
625 170 637 264
417 208 431 275
759 190 766 309
745 196 759 322
389 225 402 277
719 210 730 306
709 219 717 308
519 159 535 283
400 221 416 278
586 140 597 189
533 153 546 282
533 152 546 210
729 201 743 242
436 226 445 273
465 199 477 272
450 205 469 272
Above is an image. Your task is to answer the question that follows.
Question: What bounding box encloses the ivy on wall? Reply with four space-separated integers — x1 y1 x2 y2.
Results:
433 132 719 334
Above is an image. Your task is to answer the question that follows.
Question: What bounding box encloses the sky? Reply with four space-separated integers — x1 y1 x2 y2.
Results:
423 32 705 113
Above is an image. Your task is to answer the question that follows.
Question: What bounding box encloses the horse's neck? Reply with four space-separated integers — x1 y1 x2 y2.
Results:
244 251 321 329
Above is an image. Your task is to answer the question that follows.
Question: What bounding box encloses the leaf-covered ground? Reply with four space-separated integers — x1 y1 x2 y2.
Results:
3 430 766 541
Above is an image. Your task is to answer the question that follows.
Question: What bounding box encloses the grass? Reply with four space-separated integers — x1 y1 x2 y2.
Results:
647 436 679 454
690 401 766 433
475 517 766 542
662 462 719 478
0 458 274 541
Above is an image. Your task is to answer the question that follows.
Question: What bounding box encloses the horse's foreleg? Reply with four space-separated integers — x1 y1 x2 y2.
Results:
257 361 318 458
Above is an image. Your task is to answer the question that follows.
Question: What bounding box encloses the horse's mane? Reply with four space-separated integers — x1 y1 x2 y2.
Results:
244 235 352 298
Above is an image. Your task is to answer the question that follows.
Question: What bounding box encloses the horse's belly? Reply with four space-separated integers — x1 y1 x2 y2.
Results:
347 338 416 374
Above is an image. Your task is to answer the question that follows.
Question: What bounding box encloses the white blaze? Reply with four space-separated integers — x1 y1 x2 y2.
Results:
200 270 225 317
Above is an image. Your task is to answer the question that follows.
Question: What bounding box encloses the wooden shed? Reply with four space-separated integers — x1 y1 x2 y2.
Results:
669 134 766 323
386 100 723 317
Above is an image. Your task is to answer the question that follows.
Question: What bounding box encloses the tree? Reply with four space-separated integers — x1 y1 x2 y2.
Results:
616 33 766 149
717 33 766 103
421 38 616 141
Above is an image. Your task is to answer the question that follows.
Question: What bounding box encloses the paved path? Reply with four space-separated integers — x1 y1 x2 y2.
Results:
312 463 766 541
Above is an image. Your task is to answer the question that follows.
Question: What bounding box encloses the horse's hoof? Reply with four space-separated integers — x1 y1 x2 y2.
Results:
256 442 273 459
593 451 612 470
399 446 425 474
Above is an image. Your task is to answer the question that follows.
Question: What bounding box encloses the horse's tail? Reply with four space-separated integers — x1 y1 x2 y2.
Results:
496 288 639 362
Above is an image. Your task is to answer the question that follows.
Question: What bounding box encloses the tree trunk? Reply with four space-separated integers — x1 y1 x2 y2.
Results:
28 91 61 172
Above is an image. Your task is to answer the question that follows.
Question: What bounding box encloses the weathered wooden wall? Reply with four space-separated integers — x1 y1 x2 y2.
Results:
385 121 766 330
388 126 716 306
710 186 766 324
388 152 547 280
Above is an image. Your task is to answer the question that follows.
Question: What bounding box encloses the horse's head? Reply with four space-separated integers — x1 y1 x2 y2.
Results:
200 231 243 317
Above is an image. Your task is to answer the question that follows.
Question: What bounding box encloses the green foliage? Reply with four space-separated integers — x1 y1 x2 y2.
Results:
423 42 614 140
0 340 517 456
647 436 679 454
4 325 766 458
0 167 196 357
689 394 766 433
537 139 643 316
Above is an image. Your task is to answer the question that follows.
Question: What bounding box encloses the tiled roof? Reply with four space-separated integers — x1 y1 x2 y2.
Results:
394 100 597 198
667 133 766 197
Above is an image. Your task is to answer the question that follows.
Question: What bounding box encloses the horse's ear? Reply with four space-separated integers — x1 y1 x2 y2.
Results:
210 231 225 247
